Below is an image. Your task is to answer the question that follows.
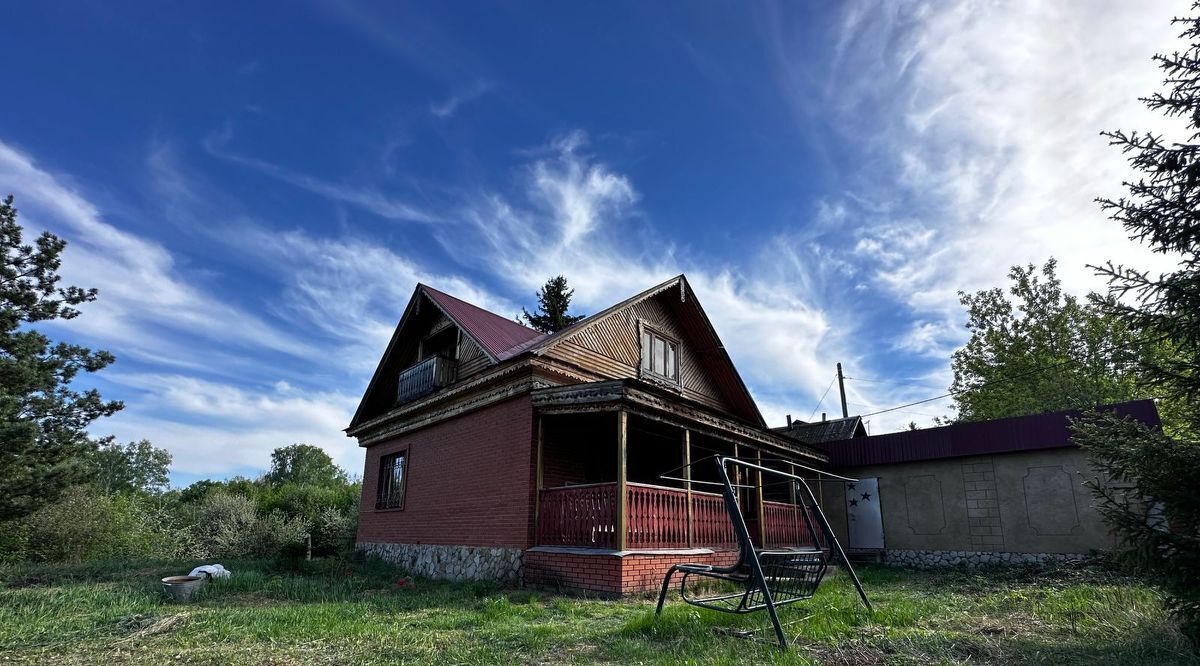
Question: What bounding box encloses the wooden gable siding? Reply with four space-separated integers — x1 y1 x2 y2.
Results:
456 333 490 378
543 293 733 414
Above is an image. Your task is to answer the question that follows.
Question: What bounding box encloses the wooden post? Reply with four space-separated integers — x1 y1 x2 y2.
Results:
616 410 628 551
788 463 797 505
731 441 741 508
683 429 693 547
533 416 544 543
789 461 800 546
755 449 766 547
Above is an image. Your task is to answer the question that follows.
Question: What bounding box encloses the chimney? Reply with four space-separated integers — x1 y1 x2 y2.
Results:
822 412 827 422
786 414 792 428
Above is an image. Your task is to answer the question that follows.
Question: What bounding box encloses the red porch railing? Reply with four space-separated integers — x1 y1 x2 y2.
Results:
536 483 618 549
690 490 737 549
539 482 763 550
761 500 821 549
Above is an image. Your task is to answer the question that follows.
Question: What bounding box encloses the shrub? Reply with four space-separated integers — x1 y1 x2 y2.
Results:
24 486 158 562
312 504 358 557
192 491 307 559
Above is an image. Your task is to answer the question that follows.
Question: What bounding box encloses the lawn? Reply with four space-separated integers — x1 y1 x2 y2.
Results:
0 557 1195 665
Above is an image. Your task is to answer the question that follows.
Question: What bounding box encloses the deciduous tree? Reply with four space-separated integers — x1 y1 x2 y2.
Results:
948 259 1143 422
93 438 172 494
264 444 347 488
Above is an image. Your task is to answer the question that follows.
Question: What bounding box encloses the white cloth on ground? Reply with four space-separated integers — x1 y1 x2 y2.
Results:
188 564 231 579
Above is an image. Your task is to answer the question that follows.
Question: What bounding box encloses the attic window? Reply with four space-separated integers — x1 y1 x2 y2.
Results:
640 327 679 384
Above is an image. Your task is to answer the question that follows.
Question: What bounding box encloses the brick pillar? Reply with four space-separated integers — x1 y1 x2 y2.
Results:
962 459 1004 550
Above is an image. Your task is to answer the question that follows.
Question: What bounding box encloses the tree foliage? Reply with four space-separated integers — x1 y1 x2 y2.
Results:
1072 5 1200 647
949 259 1143 422
92 438 172 495
264 444 347 488
521 275 585 333
0 195 121 520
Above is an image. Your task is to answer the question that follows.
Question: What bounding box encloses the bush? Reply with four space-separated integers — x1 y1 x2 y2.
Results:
22 486 183 563
192 491 308 559
312 504 358 557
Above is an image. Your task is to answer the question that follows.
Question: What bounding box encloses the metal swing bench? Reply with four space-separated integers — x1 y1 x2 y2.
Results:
654 456 873 650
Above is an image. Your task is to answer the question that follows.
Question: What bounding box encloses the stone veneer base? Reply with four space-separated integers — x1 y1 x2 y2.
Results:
357 542 523 582
881 548 1093 568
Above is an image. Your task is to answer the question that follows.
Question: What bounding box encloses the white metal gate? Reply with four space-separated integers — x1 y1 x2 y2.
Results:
845 477 884 549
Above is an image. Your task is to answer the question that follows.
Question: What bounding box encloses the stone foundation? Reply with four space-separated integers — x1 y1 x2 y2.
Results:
358 542 523 582
882 548 1093 568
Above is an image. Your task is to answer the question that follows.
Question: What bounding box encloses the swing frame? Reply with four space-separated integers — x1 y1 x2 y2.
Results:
654 456 872 649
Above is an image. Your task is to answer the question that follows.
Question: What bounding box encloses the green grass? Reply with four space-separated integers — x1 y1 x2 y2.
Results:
0 557 1195 665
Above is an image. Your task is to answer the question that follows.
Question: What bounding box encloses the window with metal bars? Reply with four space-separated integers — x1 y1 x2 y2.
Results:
376 451 407 510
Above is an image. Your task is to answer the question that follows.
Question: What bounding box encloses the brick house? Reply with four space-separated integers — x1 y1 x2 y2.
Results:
347 275 827 595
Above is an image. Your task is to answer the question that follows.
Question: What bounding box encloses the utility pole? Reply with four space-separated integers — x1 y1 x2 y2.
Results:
836 362 849 419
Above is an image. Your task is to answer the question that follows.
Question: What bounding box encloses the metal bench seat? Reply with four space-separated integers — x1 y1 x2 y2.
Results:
654 456 872 649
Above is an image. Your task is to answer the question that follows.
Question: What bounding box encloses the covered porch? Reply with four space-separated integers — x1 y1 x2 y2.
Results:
531 381 831 554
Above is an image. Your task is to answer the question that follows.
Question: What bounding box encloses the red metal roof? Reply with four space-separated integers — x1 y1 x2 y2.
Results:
825 399 1161 467
421 285 545 360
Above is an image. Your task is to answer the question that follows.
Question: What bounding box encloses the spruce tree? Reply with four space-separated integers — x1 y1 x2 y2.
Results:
1071 5 1200 646
521 276 585 333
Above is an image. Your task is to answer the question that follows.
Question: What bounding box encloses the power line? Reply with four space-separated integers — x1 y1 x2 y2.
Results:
857 357 1080 418
845 376 946 391
808 375 836 421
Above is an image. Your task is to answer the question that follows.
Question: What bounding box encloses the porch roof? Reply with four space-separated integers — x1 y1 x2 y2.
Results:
531 379 829 464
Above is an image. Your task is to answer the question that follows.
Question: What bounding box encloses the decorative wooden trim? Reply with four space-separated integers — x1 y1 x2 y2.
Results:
529 380 828 463
616 410 629 551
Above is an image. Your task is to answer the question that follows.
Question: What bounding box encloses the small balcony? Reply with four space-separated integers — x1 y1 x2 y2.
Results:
396 355 458 405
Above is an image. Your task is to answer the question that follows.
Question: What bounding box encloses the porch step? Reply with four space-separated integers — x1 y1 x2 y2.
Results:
847 549 884 564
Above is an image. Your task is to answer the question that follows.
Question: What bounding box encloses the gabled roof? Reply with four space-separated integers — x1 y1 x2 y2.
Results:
348 284 543 430
775 416 867 445
524 275 767 427
422 285 545 361
825 399 1161 467
349 275 769 431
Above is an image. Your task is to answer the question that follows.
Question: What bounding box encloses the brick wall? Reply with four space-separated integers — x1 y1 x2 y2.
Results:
357 396 535 549
525 549 740 596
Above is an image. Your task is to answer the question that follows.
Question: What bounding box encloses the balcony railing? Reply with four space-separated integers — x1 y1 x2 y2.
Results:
396 355 457 405
537 482 817 550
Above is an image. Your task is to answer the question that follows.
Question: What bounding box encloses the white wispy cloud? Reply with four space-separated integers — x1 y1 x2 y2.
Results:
430 80 494 119
203 128 441 224
102 373 362 476
813 0 1182 320
0 140 317 364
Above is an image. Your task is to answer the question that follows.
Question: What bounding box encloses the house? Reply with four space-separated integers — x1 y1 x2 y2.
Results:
347 275 829 595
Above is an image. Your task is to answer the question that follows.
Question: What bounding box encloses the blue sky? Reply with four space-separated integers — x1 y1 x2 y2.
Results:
0 1 1182 485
